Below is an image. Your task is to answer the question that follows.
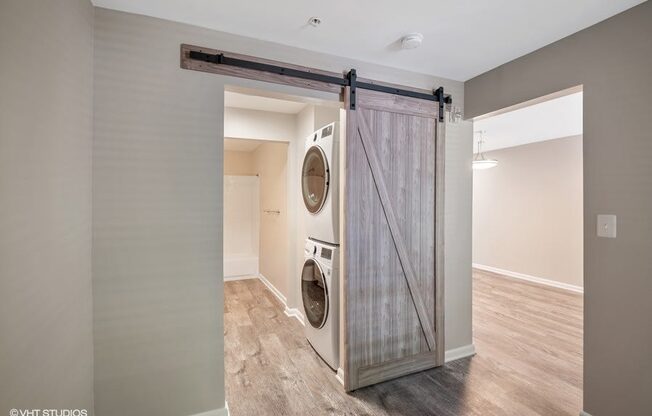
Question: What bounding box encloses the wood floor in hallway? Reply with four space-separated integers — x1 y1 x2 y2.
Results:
224 269 582 416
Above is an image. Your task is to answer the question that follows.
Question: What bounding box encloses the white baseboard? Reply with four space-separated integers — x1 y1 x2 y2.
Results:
445 344 476 363
580 411 592 416
284 306 305 326
224 275 258 282
258 273 287 305
473 263 583 294
190 402 229 416
256 273 305 327
335 367 345 385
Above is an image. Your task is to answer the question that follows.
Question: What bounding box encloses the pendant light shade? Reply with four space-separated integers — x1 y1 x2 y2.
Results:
472 130 498 170
472 158 499 170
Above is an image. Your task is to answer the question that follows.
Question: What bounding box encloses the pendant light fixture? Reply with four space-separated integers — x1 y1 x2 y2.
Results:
472 130 498 170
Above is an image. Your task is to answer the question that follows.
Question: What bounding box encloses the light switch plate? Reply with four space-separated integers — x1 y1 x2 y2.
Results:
597 214 617 238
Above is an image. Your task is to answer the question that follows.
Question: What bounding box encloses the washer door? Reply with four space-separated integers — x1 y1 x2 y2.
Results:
301 258 329 329
301 146 329 214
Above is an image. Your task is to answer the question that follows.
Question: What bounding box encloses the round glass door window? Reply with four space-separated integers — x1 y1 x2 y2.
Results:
301 258 328 329
301 146 329 214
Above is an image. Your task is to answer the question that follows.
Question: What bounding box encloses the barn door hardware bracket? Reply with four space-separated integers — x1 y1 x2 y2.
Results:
433 87 452 122
187 50 452 119
347 69 357 110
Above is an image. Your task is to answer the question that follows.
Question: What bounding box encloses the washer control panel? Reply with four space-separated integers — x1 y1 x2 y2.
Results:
304 238 338 269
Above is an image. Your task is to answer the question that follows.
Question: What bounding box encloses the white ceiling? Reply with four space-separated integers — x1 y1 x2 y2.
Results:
224 138 265 152
92 0 644 81
474 92 583 152
225 91 307 114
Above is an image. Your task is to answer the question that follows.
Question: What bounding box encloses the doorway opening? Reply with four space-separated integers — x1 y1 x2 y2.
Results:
471 86 584 415
182 47 448 399
221 86 345 414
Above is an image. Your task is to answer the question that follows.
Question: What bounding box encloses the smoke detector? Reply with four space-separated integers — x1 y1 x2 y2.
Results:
401 33 424 49
308 17 322 27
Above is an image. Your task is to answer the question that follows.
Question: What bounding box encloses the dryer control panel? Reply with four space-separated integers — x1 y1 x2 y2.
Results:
321 124 333 138
305 121 339 149
304 239 339 269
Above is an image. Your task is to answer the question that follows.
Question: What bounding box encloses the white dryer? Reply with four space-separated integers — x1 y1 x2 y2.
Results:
302 122 339 245
301 239 339 370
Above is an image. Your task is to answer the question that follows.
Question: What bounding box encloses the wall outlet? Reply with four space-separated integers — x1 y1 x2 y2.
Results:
597 215 617 238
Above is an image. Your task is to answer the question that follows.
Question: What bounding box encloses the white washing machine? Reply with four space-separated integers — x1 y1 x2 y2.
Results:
301 239 339 370
302 122 339 245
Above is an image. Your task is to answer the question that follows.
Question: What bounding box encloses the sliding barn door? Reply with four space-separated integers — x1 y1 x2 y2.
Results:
343 88 444 391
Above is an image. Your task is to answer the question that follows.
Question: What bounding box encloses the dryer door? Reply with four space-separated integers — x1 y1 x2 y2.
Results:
301 146 329 214
301 258 329 329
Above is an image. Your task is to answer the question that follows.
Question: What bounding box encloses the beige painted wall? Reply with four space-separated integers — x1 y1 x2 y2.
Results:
473 136 583 288
314 106 341 131
0 0 94 413
225 107 296 141
93 7 472 414
465 3 652 414
224 150 256 175
254 143 289 295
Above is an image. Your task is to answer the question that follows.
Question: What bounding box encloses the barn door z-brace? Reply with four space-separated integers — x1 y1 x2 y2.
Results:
187 51 452 121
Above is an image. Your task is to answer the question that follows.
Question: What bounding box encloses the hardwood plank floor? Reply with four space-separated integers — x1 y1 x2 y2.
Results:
224 269 582 415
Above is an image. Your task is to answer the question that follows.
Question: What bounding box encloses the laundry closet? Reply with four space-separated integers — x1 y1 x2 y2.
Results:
221 89 341 323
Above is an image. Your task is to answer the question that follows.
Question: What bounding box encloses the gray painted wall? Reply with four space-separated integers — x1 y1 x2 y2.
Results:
0 0 94 414
465 2 652 415
93 7 472 415
93 11 225 416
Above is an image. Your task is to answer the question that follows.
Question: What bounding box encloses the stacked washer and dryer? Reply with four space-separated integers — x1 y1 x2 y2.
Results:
300 121 340 370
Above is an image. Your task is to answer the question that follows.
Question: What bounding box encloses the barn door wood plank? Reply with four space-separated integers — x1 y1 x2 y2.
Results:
356 114 437 351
